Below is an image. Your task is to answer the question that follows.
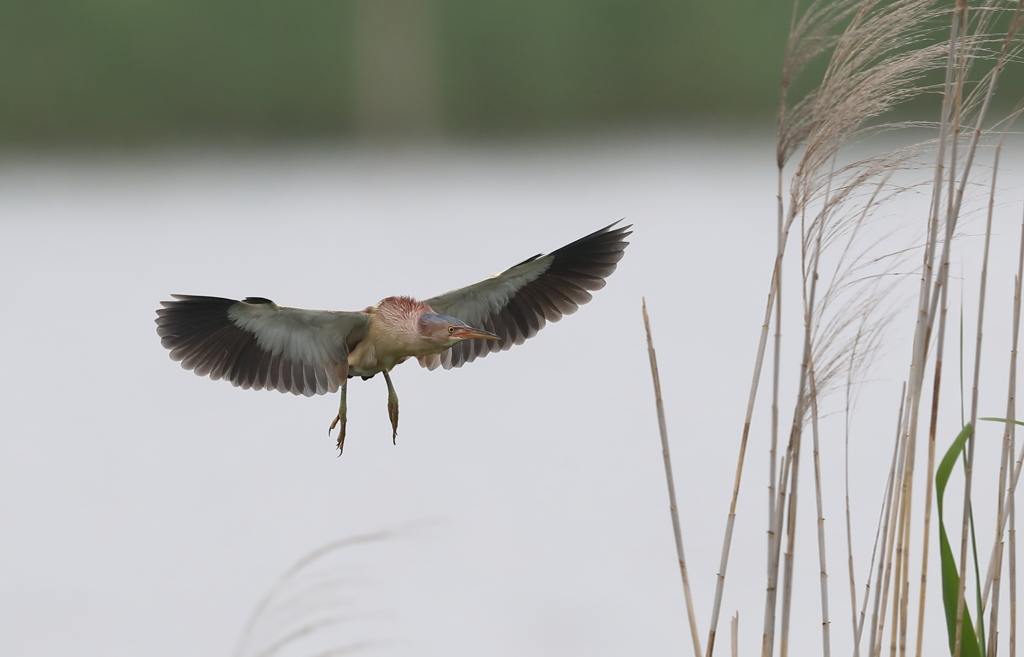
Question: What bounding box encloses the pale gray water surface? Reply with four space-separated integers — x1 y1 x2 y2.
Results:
1 134 1020 656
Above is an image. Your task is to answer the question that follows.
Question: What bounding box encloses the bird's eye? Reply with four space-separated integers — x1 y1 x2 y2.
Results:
448 326 455 334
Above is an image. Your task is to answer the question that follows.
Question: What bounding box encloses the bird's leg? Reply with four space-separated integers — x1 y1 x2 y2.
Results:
382 370 399 445
329 381 348 454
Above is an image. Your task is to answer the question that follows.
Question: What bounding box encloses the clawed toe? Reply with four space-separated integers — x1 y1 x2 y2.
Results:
329 414 347 454
388 405 399 445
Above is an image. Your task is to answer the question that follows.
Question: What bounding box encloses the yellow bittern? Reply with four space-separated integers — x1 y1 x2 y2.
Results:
156 222 631 452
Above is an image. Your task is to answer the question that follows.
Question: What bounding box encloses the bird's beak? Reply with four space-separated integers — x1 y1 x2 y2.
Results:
454 327 499 340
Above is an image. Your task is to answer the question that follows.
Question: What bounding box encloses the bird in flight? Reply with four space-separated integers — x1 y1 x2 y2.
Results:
156 221 631 453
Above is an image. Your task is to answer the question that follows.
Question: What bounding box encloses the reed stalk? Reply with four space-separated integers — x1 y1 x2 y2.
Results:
732 613 740 657
643 299 703 657
1009 205 1024 657
660 1 1024 655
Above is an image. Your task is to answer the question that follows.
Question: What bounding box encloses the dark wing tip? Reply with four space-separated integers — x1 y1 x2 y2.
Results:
155 294 342 397
444 221 631 369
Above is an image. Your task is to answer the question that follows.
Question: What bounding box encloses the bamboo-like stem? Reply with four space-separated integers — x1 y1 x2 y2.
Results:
779 206 821 657
983 140 1008 657
807 196 831 657
976 413 1024 650
741 1 1024 655
763 193 790 657
932 6 975 657
1010 205 1024 657
987 425 1024 568
889 450 914 657
860 384 907 657
709 259 779 657
904 9 969 656
743 1 803 644
954 21 995 651
889 514 903 657
950 4 1023 648
898 480 914 657
988 542 1005 657
770 156 785 620
707 186 788 657
895 297 930 657
983 190 1024 657
872 405 913 657
1012 492 1017 657
732 613 740 657
845 347 864 656
809 366 832 657
916 346 944 654
643 299 703 657
780 310 805 657
764 448 794 657
911 4 960 652
713 185 791 657
714 179 793 657
974 0 1024 612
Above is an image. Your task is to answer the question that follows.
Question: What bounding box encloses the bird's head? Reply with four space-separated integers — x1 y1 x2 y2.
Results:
418 313 499 348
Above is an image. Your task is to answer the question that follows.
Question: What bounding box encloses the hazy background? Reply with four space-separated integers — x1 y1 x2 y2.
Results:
0 0 792 146
3 2 1022 656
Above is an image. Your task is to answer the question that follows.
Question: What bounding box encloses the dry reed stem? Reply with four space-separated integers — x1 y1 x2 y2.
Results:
907 2 1021 653
772 168 784 600
790 198 834 657
988 431 1024 567
732 613 740 657
898 481 914 657
746 0 1020 653
979 184 1024 657
987 541 1004 657
983 137 1008 657
871 397 913 657
1011 499 1017 657
1009 204 1024 657
642 299 703 657
768 2 949 654
946 2 1023 652
763 448 792 657
915 351 943 657
809 367 833 657
706 209 785 657
777 255 813 657
866 411 900 657
980 197 1024 564
977 24 1024 611
858 383 907 657
910 10 962 647
844 343 864 656
909 9 970 649
889 435 914 657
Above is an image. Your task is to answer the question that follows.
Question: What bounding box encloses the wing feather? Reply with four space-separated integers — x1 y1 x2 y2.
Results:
156 295 369 397
423 221 630 369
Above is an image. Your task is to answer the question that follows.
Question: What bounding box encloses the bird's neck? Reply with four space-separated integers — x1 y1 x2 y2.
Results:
348 297 437 375
375 296 433 321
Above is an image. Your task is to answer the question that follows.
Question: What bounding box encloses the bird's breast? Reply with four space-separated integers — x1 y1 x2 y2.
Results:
347 314 439 376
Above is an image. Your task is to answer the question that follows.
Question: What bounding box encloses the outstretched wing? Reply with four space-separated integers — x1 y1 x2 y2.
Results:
420 221 631 370
156 295 370 397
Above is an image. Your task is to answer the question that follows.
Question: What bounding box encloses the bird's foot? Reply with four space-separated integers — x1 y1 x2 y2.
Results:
387 401 399 445
382 370 399 445
329 414 347 455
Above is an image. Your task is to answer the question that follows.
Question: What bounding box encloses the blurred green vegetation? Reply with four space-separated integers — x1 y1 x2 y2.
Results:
0 0 794 145
437 0 791 133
